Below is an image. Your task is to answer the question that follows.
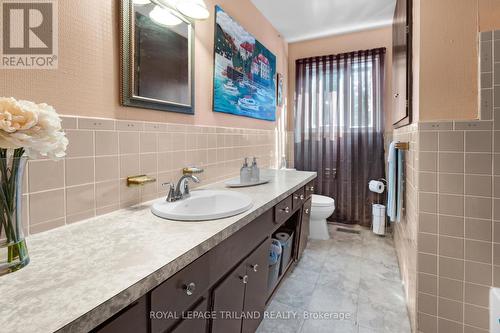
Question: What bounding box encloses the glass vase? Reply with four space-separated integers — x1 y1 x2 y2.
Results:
0 155 29 276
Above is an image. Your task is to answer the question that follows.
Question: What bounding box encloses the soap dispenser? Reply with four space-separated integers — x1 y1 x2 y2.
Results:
250 157 260 182
240 157 251 183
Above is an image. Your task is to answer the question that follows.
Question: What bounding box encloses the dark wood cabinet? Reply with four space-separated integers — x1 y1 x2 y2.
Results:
212 238 270 333
292 187 305 210
92 296 148 333
241 239 271 333
90 181 315 333
150 252 211 333
211 263 247 333
298 198 312 260
209 210 274 286
170 298 209 333
274 195 293 225
392 0 412 128
304 181 315 199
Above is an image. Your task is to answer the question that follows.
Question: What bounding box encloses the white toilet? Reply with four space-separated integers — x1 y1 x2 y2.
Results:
309 194 335 240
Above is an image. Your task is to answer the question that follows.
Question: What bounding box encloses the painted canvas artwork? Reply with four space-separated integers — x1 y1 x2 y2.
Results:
213 6 276 121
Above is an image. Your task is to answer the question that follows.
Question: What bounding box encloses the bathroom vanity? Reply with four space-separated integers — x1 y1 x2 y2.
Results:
94 178 315 333
0 170 316 333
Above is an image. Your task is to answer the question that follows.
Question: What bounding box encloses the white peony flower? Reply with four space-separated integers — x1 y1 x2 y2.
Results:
0 98 68 159
0 97 38 133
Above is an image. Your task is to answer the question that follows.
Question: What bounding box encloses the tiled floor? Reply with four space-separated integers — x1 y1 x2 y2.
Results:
257 225 411 333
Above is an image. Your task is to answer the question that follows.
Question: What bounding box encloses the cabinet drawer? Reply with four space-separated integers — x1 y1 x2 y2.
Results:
92 296 148 333
151 253 210 333
292 188 305 210
304 181 315 199
274 195 293 225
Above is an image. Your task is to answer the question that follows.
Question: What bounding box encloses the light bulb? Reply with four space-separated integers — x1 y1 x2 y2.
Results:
176 0 209 20
149 5 183 26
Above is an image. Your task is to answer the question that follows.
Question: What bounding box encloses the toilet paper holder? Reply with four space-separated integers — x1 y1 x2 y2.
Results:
368 178 387 201
368 178 387 191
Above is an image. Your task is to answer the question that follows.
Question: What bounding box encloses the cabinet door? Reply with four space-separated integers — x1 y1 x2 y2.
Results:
392 0 412 127
92 296 148 333
241 239 271 333
171 298 208 333
298 198 312 260
150 252 210 333
211 264 247 333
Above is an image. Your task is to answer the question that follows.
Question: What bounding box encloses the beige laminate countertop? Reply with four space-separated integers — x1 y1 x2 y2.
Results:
0 169 316 333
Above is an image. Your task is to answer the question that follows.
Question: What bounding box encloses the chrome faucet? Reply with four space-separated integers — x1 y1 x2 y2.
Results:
163 167 204 202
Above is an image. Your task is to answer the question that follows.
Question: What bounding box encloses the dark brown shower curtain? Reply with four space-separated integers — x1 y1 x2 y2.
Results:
294 48 386 227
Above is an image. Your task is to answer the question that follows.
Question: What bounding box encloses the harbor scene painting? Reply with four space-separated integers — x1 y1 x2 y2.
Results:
213 6 277 121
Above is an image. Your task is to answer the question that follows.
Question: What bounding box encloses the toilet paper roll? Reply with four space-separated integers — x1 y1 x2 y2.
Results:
275 232 290 243
369 180 385 194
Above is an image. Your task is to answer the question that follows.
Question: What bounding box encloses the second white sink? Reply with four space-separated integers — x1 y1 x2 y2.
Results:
151 190 253 221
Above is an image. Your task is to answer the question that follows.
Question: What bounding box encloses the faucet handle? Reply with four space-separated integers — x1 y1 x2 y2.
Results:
183 167 204 175
162 182 175 202
181 175 200 197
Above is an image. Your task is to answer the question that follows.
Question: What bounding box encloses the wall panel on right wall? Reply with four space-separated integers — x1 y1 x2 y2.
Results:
418 0 479 121
400 29 500 333
479 0 500 32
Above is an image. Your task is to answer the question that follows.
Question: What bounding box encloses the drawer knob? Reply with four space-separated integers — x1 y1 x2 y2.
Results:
308 186 315 191
281 207 290 214
300 194 304 200
184 282 196 296
305 208 310 215
241 275 249 284
293 194 299 200
251 264 259 272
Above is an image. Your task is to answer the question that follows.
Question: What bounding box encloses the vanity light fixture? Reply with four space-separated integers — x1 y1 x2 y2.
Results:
176 0 210 20
149 5 183 26
133 0 151 5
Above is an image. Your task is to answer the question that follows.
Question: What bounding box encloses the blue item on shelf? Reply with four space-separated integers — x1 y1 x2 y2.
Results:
268 239 282 291
269 239 282 265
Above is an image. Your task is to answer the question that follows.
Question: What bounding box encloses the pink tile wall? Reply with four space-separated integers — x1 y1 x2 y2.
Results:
390 29 500 333
23 116 277 235
400 30 500 333
415 120 498 333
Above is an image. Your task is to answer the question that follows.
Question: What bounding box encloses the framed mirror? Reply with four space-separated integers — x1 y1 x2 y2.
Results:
120 0 194 114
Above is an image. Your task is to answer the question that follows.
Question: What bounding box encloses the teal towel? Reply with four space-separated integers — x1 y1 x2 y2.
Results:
396 149 404 223
387 141 397 222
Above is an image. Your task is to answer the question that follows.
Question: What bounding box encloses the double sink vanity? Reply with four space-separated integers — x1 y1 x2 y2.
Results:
0 169 316 333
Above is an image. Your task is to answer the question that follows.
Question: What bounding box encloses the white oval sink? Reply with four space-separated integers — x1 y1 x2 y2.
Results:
151 190 253 221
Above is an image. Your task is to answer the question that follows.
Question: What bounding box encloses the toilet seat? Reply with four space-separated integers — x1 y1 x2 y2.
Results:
312 194 335 207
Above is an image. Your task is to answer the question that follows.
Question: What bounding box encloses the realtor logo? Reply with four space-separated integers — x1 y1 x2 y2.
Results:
1 0 58 69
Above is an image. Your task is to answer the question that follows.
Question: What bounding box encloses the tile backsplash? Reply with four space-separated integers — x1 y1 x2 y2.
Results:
23 117 277 235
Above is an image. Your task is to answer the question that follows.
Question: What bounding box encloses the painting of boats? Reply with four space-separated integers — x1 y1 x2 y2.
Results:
213 5 276 121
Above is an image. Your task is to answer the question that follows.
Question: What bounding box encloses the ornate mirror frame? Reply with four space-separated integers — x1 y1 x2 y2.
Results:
120 0 195 114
